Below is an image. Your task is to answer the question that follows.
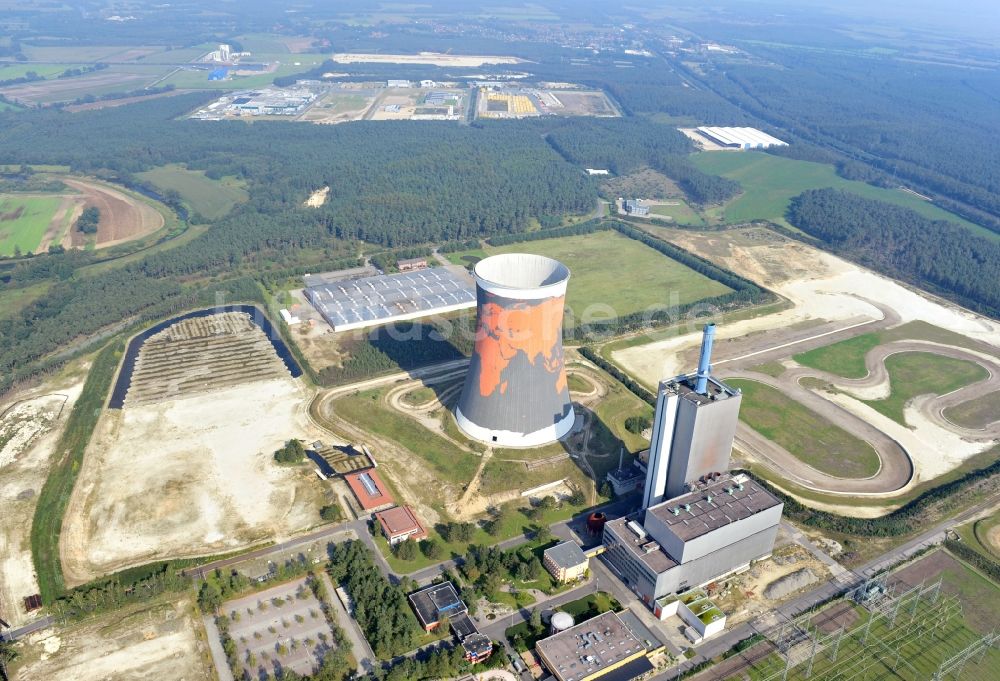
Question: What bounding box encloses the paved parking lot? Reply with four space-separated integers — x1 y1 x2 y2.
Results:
221 576 338 678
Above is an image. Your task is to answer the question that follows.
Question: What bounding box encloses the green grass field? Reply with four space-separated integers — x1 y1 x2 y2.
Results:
794 334 883 378
794 321 1000 381
447 230 732 327
649 199 705 226
955 516 1000 562
0 194 61 256
691 152 997 241
943 389 1000 430
0 63 80 81
137 164 248 220
728 378 881 478
864 352 988 425
334 387 481 489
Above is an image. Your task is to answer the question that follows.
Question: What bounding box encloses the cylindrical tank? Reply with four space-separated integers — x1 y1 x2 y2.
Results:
550 611 575 634
587 512 607 536
455 253 575 447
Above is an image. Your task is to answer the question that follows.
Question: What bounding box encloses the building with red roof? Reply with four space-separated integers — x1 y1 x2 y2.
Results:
375 505 427 545
344 469 394 512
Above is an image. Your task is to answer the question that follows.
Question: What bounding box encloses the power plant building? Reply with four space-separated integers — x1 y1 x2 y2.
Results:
455 254 575 447
602 324 783 606
603 473 781 604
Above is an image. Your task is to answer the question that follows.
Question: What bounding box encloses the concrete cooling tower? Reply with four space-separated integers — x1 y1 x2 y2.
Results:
455 253 575 447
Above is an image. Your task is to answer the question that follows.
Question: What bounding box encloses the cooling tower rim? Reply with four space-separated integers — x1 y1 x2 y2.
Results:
473 253 570 297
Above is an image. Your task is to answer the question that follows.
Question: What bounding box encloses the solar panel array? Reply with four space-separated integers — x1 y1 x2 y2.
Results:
306 266 476 330
359 472 379 497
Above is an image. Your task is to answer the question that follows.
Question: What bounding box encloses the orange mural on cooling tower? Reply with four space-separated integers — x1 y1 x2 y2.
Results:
474 294 568 398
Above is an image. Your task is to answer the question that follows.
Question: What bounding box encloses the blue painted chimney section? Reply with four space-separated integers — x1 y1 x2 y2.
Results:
694 323 716 394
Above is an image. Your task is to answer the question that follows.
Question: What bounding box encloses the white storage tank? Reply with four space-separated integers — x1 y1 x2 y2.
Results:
550 611 575 634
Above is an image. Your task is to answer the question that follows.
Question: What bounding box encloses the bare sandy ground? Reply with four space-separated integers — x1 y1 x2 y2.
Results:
0 380 83 628
614 232 1000 383
304 185 330 207
61 377 328 584
14 596 211 681
612 229 1000 499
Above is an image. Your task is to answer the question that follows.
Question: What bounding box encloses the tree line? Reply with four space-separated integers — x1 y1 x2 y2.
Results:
787 189 1000 318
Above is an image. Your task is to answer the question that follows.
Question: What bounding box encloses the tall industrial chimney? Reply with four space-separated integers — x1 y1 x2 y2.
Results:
641 322 742 508
694 323 716 395
455 253 575 447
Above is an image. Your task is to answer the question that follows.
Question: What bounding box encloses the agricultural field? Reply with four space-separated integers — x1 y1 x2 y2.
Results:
691 151 995 240
137 163 248 220
727 378 880 479
0 194 61 256
0 65 167 106
863 352 988 425
446 230 733 329
0 63 79 81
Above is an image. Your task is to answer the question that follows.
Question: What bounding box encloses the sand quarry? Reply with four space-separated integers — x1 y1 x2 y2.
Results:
0 374 85 628
15 595 211 681
60 318 323 585
613 228 1000 498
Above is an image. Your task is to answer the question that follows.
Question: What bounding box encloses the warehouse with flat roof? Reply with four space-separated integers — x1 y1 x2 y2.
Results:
694 126 787 149
305 266 475 331
536 611 653 681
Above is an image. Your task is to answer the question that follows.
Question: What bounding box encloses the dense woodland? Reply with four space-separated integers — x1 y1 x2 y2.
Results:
688 49 1000 233
787 189 1000 318
0 97 594 393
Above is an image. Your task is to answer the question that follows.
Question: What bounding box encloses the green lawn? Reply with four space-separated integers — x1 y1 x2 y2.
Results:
0 194 61 256
649 199 705 226
447 230 732 328
728 378 880 479
794 334 882 379
589 383 653 478
333 387 481 488
506 592 620 652
864 352 988 425
943 390 1000 430
691 152 998 241
794 321 1000 380
137 163 248 220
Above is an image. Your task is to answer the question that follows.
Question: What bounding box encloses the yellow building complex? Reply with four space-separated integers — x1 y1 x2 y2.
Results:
480 89 538 117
